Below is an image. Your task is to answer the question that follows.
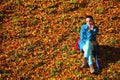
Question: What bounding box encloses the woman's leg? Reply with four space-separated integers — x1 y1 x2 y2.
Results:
83 41 93 65
82 41 95 73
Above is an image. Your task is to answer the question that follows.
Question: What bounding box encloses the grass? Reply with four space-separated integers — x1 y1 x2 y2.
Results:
97 6 105 14
50 68 59 76
110 37 116 46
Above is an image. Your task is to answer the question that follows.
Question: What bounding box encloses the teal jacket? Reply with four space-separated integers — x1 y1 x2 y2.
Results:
78 24 98 52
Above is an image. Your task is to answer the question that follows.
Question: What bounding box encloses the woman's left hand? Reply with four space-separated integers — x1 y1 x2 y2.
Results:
93 41 97 45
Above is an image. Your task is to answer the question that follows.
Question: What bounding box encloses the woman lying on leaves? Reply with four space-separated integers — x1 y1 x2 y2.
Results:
78 15 99 74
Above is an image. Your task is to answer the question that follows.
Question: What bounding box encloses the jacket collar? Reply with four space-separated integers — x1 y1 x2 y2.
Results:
85 24 88 29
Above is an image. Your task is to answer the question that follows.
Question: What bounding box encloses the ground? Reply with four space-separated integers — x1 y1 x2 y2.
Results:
0 0 120 80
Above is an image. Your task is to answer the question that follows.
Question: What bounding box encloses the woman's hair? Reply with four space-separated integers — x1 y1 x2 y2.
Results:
86 15 93 20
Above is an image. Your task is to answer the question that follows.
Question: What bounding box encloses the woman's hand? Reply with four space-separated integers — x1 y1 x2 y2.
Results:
93 41 97 45
88 25 94 30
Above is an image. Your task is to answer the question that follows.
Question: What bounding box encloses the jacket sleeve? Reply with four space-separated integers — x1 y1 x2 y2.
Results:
80 25 86 41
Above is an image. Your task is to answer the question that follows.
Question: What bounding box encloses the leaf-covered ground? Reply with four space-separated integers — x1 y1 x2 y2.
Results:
0 0 120 80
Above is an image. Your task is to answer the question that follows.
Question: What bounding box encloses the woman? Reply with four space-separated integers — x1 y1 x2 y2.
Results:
78 15 98 73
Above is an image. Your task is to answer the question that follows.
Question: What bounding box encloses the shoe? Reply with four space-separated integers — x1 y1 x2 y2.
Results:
81 58 88 68
89 64 95 74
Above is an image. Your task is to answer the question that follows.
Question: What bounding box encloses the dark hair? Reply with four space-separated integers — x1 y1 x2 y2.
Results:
86 15 93 20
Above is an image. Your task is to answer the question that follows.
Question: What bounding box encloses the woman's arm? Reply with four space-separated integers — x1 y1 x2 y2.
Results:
87 26 98 41
80 25 87 41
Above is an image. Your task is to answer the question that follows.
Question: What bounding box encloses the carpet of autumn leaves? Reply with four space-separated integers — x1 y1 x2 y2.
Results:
0 0 120 80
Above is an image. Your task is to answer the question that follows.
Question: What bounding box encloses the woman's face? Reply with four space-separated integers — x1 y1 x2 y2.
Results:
86 18 94 26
